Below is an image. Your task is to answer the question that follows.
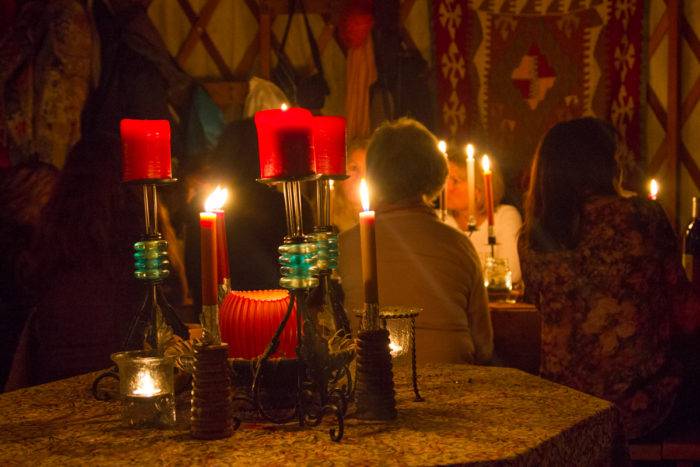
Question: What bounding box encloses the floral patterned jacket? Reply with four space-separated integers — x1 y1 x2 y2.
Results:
0 0 92 168
519 195 696 439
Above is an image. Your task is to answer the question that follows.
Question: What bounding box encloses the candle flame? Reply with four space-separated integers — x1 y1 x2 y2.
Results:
649 179 659 199
205 186 228 211
133 370 160 397
329 179 335 190
281 103 288 111
466 143 475 161
481 154 491 174
360 178 371 212
389 340 403 357
438 140 447 155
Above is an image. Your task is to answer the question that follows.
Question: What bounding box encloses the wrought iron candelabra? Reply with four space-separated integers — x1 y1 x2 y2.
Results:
234 176 354 442
93 181 188 400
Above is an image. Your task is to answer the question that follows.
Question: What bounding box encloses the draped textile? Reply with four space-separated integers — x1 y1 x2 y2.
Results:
433 0 643 189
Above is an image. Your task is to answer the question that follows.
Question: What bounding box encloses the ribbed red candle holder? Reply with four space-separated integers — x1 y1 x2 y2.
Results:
219 290 298 359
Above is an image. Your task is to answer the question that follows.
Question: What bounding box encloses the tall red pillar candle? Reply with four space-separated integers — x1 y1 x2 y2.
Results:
482 155 495 227
120 119 172 182
199 212 218 306
359 179 378 304
254 106 315 180
312 116 347 177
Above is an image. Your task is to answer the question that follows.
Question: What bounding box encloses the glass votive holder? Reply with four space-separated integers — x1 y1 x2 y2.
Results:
483 256 512 301
111 351 176 428
355 305 423 401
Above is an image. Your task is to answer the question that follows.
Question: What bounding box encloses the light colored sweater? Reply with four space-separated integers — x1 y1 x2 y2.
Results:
339 204 493 364
444 205 523 284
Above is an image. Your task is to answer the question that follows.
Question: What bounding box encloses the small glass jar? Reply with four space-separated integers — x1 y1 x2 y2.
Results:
483 257 513 301
111 351 176 428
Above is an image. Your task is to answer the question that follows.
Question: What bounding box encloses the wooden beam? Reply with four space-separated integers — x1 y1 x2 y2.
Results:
259 1 271 79
648 9 669 58
667 0 682 228
680 143 700 191
176 0 221 65
681 15 700 63
175 0 235 80
647 86 668 129
682 76 700 124
649 136 668 175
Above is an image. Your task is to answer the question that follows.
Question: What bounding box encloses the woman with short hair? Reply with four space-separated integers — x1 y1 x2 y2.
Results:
338 118 493 364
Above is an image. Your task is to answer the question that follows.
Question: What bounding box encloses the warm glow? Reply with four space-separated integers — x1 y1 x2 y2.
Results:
360 178 371 212
438 140 447 155
466 144 475 161
281 103 288 111
329 179 335 190
481 154 491 174
205 186 229 212
649 179 659 199
389 340 403 357
132 370 160 397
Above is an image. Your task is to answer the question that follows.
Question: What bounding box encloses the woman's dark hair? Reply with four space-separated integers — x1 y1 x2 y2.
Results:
522 117 618 251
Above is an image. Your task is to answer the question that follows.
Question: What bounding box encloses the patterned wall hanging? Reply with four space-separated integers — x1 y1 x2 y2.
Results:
433 0 643 194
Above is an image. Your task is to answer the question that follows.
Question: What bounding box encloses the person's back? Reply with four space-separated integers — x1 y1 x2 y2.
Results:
520 195 685 438
519 117 699 439
337 117 492 365
339 203 491 364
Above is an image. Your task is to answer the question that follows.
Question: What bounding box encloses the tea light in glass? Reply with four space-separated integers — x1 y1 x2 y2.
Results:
483 257 512 301
111 351 176 427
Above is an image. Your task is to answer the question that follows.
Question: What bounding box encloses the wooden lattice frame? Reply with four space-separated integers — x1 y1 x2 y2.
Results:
646 0 700 226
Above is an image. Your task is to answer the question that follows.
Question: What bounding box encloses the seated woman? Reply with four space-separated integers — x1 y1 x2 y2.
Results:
519 117 699 439
332 138 368 233
338 118 493 364
444 153 522 285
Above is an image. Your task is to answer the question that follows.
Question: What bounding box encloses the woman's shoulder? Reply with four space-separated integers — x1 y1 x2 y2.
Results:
495 204 523 225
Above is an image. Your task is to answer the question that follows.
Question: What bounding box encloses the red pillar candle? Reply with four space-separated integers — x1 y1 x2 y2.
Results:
205 186 230 285
254 106 315 180
199 212 218 306
359 179 378 304
120 119 172 182
482 155 495 227
312 116 347 177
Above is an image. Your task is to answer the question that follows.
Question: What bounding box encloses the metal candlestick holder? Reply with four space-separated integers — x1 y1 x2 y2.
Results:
309 177 351 337
92 181 189 400
235 176 354 442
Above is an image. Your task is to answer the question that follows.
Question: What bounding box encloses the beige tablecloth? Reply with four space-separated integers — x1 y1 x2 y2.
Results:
0 364 627 466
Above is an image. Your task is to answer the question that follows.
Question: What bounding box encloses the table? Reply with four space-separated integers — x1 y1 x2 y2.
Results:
0 364 627 466
490 301 540 374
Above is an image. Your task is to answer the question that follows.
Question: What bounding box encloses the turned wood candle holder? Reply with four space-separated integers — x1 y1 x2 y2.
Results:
190 343 239 439
354 328 397 420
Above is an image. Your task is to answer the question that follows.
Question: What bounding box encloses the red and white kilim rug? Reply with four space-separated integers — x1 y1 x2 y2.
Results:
433 0 643 188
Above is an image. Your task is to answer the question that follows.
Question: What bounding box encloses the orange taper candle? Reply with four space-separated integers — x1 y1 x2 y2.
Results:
359 179 378 304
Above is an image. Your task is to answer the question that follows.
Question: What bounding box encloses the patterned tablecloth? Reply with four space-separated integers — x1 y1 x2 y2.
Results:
0 364 628 466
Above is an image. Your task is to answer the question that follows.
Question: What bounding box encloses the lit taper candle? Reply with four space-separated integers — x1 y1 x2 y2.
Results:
205 186 230 300
466 144 476 227
438 140 447 221
482 155 496 249
359 179 379 329
648 179 659 200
